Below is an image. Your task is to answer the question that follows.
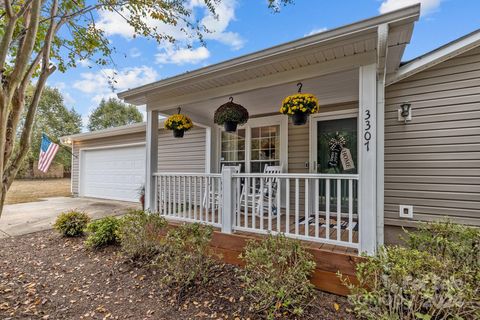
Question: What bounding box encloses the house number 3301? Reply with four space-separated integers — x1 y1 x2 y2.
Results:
364 110 372 151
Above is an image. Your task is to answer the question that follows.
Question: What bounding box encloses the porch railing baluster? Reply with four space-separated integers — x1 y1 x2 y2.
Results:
305 178 309 237
295 178 299 236
337 179 341 242
285 178 290 235
326 179 330 240
315 178 319 238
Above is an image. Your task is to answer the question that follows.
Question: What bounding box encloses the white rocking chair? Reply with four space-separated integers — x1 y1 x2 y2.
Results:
238 165 282 218
203 165 241 209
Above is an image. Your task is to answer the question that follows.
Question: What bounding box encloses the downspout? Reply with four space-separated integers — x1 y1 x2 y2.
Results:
376 24 389 247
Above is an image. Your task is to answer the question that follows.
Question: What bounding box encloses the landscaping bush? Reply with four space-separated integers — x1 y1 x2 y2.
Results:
240 234 316 319
155 223 215 299
406 220 480 275
53 210 90 237
85 216 120 248
344 221 480 320
116 210 167 260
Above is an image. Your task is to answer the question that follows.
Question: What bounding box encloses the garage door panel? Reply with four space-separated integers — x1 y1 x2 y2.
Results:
81 145 145 202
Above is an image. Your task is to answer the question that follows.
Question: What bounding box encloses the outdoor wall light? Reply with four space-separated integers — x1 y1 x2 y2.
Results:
398 102 412 123
61 138 72 145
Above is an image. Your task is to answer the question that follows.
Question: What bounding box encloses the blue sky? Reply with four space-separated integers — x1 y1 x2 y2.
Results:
47 0 480 128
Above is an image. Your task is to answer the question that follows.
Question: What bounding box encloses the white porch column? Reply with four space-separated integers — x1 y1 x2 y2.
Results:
221 167 235 233
145 110 159 211
359 64 377 255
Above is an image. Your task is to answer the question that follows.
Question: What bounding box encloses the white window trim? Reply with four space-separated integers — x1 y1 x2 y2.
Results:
216 114 288 173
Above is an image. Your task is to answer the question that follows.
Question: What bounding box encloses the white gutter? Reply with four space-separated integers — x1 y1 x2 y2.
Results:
376 24 389 247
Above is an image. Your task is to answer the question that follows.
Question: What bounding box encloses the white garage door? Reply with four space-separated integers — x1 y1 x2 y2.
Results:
80 145 145 202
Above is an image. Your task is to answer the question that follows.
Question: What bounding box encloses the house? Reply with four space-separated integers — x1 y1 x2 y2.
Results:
62 4 480 294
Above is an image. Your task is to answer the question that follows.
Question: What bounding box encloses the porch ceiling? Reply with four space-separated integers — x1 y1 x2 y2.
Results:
160 69 359 119
119 5 420 109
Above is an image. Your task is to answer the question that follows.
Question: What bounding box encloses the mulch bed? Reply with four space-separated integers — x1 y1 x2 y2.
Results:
0 230 356 319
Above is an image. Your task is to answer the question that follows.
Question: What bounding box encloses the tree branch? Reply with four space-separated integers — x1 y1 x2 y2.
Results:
3 0 58 177
4 0 14 17
0 13 18 72
7 0 42 95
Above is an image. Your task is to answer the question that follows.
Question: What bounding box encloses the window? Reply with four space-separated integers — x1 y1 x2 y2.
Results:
219 116 286 174
250 125 280 173
220 129 246 172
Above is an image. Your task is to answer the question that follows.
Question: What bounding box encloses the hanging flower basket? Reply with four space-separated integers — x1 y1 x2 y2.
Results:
164 109 193 138
280 83 319 125
214 97 249 132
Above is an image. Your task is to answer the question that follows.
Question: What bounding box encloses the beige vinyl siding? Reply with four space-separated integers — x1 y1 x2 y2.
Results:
71 132 146 196
384 46 480 227
71 127 207 196
157 126 207 173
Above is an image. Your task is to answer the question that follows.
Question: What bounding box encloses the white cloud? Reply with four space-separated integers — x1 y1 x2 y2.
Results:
379 0 442 16
198 0 244 50
304 27 328 37
130 48 142 58
77 58 90 68
73 66 158 104
50 82 76 106
96 0 244 50
156 46 210 65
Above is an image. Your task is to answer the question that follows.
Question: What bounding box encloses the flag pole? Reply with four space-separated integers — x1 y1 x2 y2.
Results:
44 133 78 158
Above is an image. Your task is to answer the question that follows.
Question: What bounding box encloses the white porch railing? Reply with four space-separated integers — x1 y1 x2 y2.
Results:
231 173 359 249
153 170 359 249
154 173 222 228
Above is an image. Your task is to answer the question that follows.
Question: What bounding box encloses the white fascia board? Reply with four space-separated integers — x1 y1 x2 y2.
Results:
61 122 147 143
61 118 210 143
118 4 420 105
387 29 480 86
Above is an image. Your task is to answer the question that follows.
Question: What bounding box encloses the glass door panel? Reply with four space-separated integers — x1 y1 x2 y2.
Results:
250 124 280 173
220 129 246 172
316 117 358 213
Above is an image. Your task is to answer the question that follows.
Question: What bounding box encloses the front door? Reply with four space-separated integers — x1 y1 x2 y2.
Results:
311 114 358 213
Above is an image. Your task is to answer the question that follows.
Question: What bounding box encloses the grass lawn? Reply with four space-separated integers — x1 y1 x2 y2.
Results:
5 178 71 205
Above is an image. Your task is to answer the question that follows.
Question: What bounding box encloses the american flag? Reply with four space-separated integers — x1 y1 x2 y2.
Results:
38 134 59 173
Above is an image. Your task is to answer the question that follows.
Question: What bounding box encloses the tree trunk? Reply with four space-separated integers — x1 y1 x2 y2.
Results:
0 184 6 218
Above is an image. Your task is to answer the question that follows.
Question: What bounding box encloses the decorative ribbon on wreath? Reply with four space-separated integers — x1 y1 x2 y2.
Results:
328 134 355 171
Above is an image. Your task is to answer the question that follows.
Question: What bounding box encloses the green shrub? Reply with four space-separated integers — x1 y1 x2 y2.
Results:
155 223 214 298
240 234 316 319
116 210 167 260
344 221 480 320
85 216 120 248
53 210 90 237
406 220 480 275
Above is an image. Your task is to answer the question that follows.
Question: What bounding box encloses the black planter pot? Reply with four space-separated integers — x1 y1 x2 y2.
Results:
173 129 185 138
291 112 309 125
224 121 238 132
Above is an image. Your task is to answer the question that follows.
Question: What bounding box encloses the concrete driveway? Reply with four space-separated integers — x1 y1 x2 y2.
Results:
0 197 141 238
